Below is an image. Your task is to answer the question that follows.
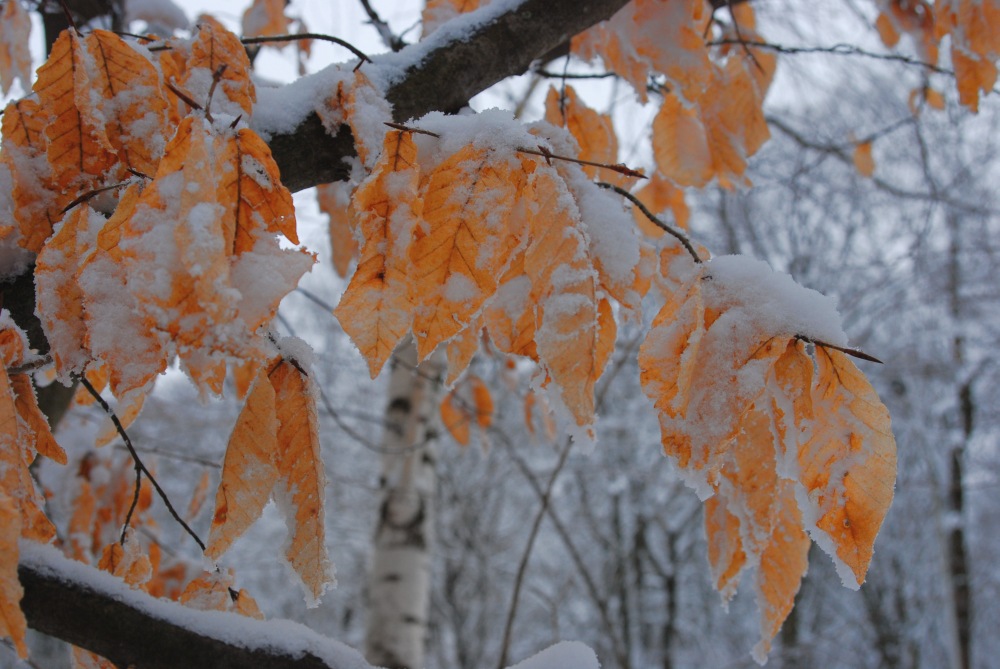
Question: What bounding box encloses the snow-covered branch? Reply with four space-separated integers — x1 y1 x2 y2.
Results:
18 543 370 669
265 0 634 192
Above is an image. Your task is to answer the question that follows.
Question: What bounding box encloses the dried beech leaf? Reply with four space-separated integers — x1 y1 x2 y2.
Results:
270 360 333 602
206 365 279 560
0 0 32 95
336 131 420 377
0 492 26 659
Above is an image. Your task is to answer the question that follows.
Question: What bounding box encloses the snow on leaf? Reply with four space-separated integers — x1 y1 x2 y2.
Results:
798 347 896 587
217 127 299 254
9 373 67 465
179 569 264 619
317 181 358 278
410 144 525 360
97 536 153 589
84 30 170 176
0 362 56 544
523 167 602 430
422 0 481 37
269 358 333 604
543 85 621 183
1 99 62 253
572 0 712 103
0 0 31 96
181 16 256 119
33 29 116 199
0 492 26 659
35 206 93 377
336 130 421 377
206 363 280 561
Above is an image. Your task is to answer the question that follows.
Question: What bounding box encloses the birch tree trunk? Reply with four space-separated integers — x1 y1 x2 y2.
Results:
364 343 444 669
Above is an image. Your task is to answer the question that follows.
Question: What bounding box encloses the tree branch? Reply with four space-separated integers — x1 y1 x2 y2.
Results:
267 0 634 192
18 543 367 669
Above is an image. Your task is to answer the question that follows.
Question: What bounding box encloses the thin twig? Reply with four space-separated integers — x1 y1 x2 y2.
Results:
518 145 647 179
203 64 228 123
534 69 618 80
8 354 53 376
240 34 371 68
165 81 203 113
79 377 206 552
796 335 883 364
495 438 574 669
596 182 703 263
709 38 954 76
295 287 337 313
358 0 406 52
384 120 440 137
61 179 137 214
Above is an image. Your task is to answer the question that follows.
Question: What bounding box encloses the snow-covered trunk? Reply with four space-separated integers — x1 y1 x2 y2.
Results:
364 343 444 669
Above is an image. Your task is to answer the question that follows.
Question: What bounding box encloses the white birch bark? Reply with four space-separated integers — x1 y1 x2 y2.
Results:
364 342 444 669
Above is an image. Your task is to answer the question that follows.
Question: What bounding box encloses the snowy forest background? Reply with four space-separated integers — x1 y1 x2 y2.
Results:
4 0 999 668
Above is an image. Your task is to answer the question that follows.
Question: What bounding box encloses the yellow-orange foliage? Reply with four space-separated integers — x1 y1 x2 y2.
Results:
208 355 331 602
0 0 31 95
335 131 421 376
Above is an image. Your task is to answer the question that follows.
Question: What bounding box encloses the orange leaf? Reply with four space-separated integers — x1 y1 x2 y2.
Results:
440 387 471 446
84 30 170 176
752 481 809 663
242 0 289 38
270 358 333 602
468 374 493 428
181 16 256 118
0 0 32 95
1 99 61 253
98 539 153 589
422 0 481 37
410 144 526 360
543 85 620 183
704 494 745 597
0 365 56 543
0 492 26 659
206 364 280 561
179 570 264 619
523 167 603 429
33 29 116 198
445 320 482 386
317 182 358 278
853 141 875 178
631 173 690 236
799 347 896 586
652 95 712 187
336 131 421 377
217 127 299 254
9 373 66 465
35 206 93 376
186 470 212 522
